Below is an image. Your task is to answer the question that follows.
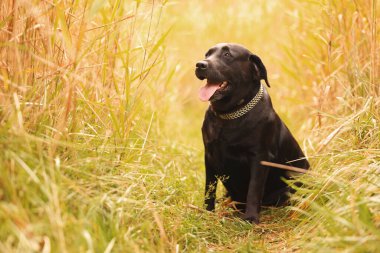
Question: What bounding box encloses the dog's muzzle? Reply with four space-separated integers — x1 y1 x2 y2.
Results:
195 60 208 80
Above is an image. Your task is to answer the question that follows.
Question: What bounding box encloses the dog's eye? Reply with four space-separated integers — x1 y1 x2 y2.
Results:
224 52 232 57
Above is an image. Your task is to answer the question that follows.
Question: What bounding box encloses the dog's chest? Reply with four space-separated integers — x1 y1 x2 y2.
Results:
202 113 259 146
202 121 257 171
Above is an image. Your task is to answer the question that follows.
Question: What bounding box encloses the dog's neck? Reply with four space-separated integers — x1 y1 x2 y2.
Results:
236 85 261 106
210 83 262 117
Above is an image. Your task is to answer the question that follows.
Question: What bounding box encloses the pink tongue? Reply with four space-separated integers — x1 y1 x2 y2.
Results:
199 83 221 102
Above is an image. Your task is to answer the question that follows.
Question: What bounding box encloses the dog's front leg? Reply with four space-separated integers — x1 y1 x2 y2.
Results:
204 154 217 211
242 157 269 224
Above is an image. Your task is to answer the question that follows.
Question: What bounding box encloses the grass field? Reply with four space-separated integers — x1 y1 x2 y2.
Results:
0 0 379 252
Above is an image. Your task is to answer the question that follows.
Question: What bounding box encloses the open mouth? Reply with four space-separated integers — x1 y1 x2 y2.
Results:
199 81 228 102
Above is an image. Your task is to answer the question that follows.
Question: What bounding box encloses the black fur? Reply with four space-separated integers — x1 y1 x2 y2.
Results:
195 43 309 224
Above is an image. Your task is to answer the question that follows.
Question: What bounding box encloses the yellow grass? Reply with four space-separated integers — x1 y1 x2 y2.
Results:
0 0 379 252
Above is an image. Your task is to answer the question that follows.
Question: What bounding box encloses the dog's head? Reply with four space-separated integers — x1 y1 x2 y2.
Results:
195 43 269 110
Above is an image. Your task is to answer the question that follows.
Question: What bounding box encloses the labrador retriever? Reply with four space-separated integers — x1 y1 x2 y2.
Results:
195 43 309 224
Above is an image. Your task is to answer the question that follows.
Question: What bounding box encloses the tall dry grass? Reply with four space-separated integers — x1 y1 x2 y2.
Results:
0 0 379 252
1 1 179 252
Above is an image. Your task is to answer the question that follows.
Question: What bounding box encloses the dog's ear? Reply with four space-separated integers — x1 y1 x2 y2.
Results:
249 54 270 87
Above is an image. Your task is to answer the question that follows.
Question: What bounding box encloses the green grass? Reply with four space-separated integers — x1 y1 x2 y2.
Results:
0 0 379 252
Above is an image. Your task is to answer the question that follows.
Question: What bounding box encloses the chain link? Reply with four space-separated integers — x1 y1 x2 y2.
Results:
218 84 264 120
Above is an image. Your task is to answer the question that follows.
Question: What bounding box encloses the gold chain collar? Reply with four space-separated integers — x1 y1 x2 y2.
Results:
216 84 264 120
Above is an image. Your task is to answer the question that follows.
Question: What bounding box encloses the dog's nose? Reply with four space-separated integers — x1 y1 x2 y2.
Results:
196 61 208 69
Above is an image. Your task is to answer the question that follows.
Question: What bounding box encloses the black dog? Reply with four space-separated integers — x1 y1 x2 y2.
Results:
195 43 309 224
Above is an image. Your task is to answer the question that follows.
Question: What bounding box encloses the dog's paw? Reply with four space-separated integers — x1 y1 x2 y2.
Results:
239 213 260 224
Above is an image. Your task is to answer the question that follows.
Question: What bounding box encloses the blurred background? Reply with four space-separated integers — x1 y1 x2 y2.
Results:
0 0 379 252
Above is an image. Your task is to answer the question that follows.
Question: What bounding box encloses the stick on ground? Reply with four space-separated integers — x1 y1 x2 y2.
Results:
260 161 309 174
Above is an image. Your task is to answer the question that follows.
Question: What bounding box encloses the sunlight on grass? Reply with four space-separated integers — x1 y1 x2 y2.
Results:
0 0 379 252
